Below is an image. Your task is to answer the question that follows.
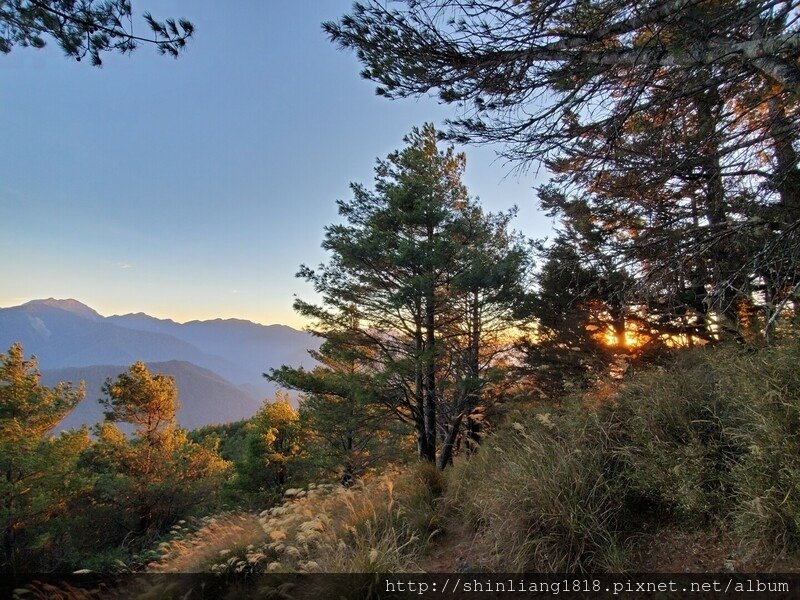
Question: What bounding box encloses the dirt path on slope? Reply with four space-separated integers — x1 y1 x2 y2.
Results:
422 518 478 573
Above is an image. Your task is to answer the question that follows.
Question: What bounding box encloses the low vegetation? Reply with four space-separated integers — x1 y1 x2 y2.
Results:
6 335 800 580
127 337 800 576
442 337 800 572
141 463 442 576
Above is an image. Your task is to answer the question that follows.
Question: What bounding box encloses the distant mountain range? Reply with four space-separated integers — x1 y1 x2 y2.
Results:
41 361 262 431
0 299 319 429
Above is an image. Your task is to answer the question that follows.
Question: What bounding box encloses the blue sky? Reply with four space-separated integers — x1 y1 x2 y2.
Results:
0 2 552 328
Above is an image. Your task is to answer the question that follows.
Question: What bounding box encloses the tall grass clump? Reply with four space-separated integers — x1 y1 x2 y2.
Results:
146 513 268 573
247 463 444 575
447 336 800 570
611 339 800 553
447 408 631 572
721 340 800 553
609 348 750 523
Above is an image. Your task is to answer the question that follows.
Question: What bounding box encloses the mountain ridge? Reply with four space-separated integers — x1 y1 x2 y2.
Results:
20 298 102 321
0 299 317 386
42 360 263 431
0 299 320 428
11 298 306 330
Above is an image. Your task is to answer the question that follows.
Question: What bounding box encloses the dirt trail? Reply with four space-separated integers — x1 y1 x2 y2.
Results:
422 519 478 573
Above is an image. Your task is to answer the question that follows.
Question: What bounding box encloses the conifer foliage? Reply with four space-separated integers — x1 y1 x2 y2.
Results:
271 124 532 469
0 343 87 573
328 0 800 345
84 362 230 537
0 1 194 65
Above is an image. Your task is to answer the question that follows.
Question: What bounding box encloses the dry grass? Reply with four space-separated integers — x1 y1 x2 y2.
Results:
146 512 267 573
441 336 800 572
248 468 437 573
133 463 441 576
445 410 630 572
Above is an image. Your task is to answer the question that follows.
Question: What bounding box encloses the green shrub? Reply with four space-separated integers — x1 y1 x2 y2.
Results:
446 336 800 570
610 340 800 553
722 341 800 553
447 408 631 572
609 348 749 523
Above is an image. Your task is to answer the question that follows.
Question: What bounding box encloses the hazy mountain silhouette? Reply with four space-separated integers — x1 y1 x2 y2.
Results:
0 299 317 384
41 361 263 431
106 312 317 387
0 299 246 381
23 298 103 321
0 299 320 426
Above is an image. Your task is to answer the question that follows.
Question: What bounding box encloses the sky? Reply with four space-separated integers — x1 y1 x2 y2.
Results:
0 2 553 329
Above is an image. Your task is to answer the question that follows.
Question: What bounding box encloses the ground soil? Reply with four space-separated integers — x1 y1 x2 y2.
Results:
639 528 800 573
422 519 800 573
422 519 479 572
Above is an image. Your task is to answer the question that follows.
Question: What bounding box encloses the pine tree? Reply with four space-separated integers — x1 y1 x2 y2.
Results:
270 340 408 484
0 1 194 66
85 362 229 536
293 124 470 463
436 204 532 467
287 125 532 468
327 1 800 339
0 343 87 574
326 1 800 160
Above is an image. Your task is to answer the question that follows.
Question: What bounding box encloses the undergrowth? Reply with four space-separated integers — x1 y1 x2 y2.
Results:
142 463 444 576
445 337 800 572
133 337 800 575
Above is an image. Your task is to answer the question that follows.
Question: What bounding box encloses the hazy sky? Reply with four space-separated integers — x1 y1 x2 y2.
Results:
0 2 553 328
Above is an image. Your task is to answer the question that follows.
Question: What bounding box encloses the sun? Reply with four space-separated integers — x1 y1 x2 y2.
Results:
595 323 650 350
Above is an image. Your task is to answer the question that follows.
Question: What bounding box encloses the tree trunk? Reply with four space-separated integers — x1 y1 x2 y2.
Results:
423 289 437 462
465 289 483 454
765 96 799 340
696 81 739 341
437 413 464 470
423 223 437 463
414 309 429 461
342 435 355 486
466 414 482 454
610 298 626 349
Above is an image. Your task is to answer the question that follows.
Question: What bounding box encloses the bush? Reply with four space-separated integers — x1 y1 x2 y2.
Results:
609 348 749 523
722 340 800 553
447 408 631 572
445 336 800 570
611 340 800 553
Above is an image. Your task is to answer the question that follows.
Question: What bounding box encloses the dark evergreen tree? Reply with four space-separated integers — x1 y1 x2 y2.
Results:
327 1 800 340
281 124 532 468
271 339 407 484
1 1 194 65
436 204 533 467
290 124 470 464
326 1 799 162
